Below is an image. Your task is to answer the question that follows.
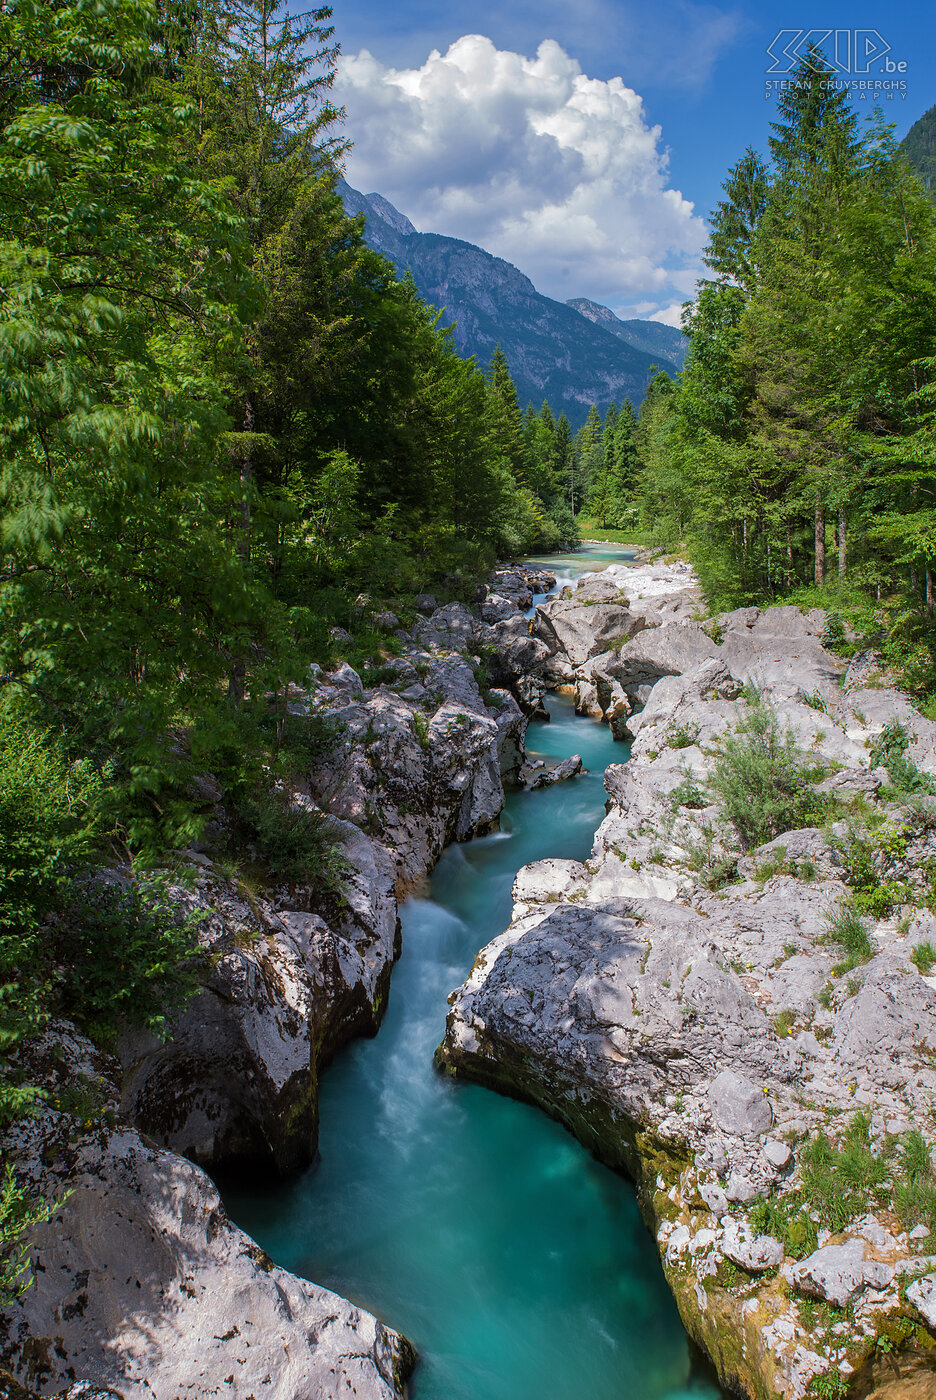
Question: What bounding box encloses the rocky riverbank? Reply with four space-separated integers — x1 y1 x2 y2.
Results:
439 562 936 1400
0 567 554 1399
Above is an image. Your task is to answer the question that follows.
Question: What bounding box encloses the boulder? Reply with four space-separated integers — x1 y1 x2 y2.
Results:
414 602 477 652
722 1222 784 1273
790 1239 894 1308
515 673 550 719
709 1070 773 1138
534 595 642 667
529 754 583 789
907 1273 936 1329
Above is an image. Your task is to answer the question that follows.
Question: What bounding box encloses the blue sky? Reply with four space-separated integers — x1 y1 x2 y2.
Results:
326 0 936 322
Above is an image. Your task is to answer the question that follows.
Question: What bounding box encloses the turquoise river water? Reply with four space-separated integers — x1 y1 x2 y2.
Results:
224 546 723 1400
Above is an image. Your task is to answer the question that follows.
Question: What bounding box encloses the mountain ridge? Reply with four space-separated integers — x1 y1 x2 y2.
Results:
338 178 680 427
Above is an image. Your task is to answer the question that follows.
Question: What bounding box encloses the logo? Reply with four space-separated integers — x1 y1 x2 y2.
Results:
765 29 908 100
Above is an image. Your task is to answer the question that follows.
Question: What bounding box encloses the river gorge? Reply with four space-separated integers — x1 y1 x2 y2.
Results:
7 544 936 1400
224 548 721 1400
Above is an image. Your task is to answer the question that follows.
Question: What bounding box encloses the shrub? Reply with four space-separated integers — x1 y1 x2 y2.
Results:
55 874 204 1046
870 721 936 796
668 772 707 811
666 721 700 750
832 822 911 917
232 784 348 888
800 689 828 713
709 694 828 849
0 706 103 1125
0 1165 55 1307
678 818 737 889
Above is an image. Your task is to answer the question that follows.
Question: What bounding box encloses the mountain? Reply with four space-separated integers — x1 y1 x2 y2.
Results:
565 297 688 370
901 105 936 197
338 179 679 427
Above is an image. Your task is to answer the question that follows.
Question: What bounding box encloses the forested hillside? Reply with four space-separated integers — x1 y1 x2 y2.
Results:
628 51 936 693
902 103 936 196
565 298 688 369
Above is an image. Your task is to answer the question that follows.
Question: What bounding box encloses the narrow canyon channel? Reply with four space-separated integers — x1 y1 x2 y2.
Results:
223 547 724 1400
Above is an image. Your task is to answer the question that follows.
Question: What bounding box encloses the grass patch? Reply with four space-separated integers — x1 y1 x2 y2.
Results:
912 943 936 975
574 518 652 547
801 1112 889 1231
823 900 874 974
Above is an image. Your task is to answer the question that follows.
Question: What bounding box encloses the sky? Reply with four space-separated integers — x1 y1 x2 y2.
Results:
325 0 936 325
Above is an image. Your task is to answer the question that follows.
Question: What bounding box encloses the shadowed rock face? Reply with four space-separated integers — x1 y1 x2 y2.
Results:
118 621 529 1178
1 1029 414 1400
439 563 936 1400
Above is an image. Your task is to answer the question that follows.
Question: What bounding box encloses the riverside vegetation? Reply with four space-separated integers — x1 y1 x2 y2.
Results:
0 0 587 1294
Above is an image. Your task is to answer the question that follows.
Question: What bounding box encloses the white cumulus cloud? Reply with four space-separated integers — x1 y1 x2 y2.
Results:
336 35 707 318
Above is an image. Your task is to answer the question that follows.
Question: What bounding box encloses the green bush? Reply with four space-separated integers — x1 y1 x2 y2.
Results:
0 706 103 1124
870 721 936 796
55 875 203 1046
0 704 210 1106
666 721 700 750
232 783 347 888
0 1164 55 1307
832 822 911 917
709 694 828 849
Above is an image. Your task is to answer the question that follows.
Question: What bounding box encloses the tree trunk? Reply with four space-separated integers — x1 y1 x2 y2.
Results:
786 523 793 589
814 502 826 587
228 397 254 708
927 567 934 619
837 508 846 579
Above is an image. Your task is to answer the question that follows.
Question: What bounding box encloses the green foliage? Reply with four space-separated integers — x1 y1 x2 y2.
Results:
627 43 936 674
894 1131 936 1235
749 1194 818 1260
823 901 874 974
805 1373 848 1400
231 784 347 888
55 876 204 1046
0 705 102 1124
869 722 936 796
668 772 707 811
666 721 700 750
800 690 828 713
708 694 828 848
831 821 911 918
801 1113 889 1231
773 1009 796 1037
677 818 737 889
0 1165 56 1307
912 942 936 974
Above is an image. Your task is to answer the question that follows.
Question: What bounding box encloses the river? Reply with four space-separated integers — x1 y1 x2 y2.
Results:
224 545 722 1400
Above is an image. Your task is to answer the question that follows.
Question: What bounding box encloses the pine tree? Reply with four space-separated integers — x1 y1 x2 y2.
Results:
705 147 769 292
486 346 529 486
